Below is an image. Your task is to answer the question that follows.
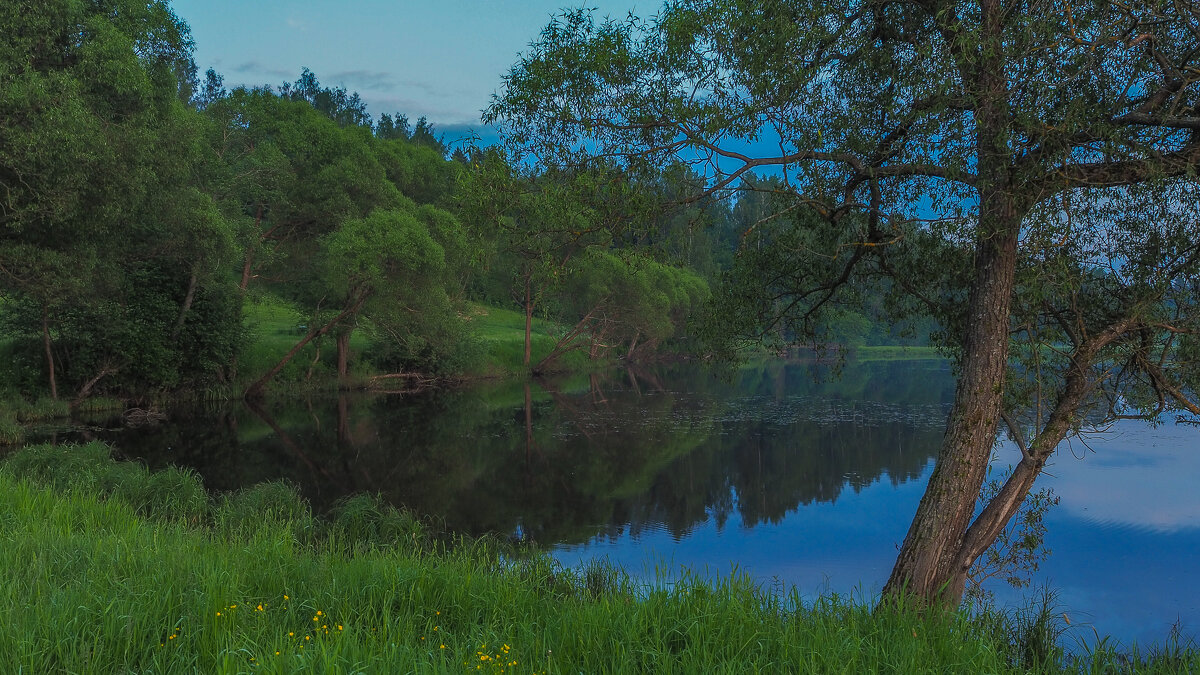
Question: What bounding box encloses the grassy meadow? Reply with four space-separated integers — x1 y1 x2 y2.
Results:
1 442 1196 674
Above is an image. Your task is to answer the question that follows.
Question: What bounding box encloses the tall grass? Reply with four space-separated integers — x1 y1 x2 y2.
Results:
1 442 1195 673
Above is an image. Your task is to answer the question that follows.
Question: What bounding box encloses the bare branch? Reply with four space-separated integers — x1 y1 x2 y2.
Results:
1000 411 1034 463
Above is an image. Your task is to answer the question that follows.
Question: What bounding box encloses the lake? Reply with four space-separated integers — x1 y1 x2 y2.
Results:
35 359 1200 649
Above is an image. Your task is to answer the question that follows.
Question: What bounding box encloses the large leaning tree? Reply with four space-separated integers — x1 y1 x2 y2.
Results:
486 0 1200 605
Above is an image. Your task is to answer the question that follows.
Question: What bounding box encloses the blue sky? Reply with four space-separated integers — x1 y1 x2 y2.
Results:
170 0 647 143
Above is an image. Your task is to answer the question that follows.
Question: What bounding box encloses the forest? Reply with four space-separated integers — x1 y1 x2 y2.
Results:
0 1 933 414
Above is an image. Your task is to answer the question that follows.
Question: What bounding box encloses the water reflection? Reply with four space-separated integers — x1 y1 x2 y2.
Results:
62 360 952 547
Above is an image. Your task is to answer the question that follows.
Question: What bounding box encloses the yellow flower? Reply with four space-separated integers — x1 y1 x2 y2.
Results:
230 605 237 609
440 644 446 649
305 635 311 641
215 612 221 617
283 595 289 601
256 604 264 612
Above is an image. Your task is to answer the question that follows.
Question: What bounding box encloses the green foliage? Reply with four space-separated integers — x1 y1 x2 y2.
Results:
558 249 710 358
1 443 208 523
0 0 243 397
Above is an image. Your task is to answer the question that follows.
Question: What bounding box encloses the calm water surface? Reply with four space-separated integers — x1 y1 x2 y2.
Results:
42 359 1199 649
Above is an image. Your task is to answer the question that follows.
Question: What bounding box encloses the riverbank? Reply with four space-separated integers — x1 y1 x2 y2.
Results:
1 442 1193 673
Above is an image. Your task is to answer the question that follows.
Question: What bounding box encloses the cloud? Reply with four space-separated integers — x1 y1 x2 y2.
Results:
326 70 473 101
1024 422 1200 533
229 61 294 80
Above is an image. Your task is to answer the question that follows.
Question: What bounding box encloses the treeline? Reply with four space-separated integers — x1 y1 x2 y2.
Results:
0 0 927 403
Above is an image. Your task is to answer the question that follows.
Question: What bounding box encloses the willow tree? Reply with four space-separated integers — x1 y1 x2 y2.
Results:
486 0 1200 605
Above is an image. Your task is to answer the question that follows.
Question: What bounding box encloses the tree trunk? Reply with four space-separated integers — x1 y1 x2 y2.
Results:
882 217 1020 606
336 330 351 382
881 0 1023 607
240 205 264 293
171 264 199 341
523 273 534 366
42 303 57 400
240 249 255 292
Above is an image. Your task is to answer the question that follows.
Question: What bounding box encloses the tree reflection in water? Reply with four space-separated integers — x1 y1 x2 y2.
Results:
69 359 954 548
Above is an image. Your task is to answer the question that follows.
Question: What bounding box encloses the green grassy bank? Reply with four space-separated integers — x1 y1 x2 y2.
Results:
1 443 1195 673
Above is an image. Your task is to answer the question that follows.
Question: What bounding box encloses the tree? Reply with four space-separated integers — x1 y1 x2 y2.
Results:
242 206 459 396
460 149 612 367
486 0 1200 605
1 0 241 398
553 249 710 365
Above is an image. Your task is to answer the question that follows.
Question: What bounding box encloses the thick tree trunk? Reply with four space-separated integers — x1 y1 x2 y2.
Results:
882 216 1020 606
41 303 57 400
881 0 1024 607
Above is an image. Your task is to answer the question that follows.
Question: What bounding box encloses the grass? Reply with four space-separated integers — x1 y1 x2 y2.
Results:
464 304 596 375
1 442 1196 673
238 297 598 388
1 395 70 445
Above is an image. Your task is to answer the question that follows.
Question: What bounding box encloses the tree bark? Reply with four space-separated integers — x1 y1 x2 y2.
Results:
523 272 534 366
882 213 1020 605
41 303 57 400
336 329 351 382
